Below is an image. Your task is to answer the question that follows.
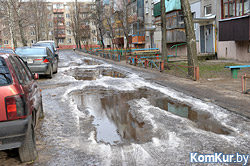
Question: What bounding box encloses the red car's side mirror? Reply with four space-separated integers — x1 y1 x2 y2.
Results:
34 73 39 80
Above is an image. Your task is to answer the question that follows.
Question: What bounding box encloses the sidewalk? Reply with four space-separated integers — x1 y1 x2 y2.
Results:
77 50 250 118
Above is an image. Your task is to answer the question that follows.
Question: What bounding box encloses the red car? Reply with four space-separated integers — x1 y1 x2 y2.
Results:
0 53 43 162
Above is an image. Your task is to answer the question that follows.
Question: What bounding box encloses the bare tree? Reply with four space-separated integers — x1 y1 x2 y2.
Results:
180 0 198 77
91 0 106 49
104 12 118 51
28 0 48 42
69 0 81 49
161 0 167 63
0 0 49 47
115 0 131 49
0 0 28 47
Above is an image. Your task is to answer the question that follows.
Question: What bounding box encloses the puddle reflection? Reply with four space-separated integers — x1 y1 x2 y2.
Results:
72 88 232 145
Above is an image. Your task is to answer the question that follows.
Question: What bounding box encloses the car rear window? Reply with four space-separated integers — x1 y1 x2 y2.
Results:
33 44 54 53
0 57 12 86
16 48 45 56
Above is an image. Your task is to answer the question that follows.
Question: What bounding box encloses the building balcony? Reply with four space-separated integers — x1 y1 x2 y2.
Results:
132 35 145 44
55 34 66 38
54 17 65 22
219 15 250 41
54 25 65 30
53 9 64 14
166 29 186 43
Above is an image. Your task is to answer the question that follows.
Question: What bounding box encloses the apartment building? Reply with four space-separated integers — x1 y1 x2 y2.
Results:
218 0 250 61
0 1 98 49
153 0 187 56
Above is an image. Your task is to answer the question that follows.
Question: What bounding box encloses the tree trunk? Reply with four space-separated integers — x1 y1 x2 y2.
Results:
18 20 27 46
161 0 167 63
79 40 82 49
180 0 198 77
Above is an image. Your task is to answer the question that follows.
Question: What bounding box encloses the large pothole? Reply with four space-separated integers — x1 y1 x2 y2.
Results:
71 87 232 145
65 68 126 80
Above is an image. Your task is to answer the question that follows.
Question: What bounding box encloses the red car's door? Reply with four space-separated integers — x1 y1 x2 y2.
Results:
15 56 42 125
9 56 35 118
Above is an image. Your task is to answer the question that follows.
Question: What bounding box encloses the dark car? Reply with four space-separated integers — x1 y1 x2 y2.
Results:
0 48 16 54
15 47 57 78
36 41 57 53
33 42 59 60
0 53 43 162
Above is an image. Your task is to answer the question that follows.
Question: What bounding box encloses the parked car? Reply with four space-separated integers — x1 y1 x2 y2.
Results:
15 47 57 78
32 43 59 71
33 42 59 61
36 40 58 52
0 48 16 54
0 53 43 163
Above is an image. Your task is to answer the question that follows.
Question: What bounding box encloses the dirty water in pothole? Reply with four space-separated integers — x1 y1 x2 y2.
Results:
65 68 126 81
71 87 232 145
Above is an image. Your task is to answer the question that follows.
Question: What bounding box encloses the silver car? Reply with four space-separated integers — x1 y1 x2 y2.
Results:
15 47 57 78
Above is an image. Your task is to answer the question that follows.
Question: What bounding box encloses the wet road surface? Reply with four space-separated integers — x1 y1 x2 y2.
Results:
1 50 250 165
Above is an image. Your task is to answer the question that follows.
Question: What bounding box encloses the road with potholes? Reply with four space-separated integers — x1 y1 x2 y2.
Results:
1 50 250 166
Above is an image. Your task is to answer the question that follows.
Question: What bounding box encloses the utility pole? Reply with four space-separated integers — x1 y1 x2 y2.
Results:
180 0 198 77
160 0 167 63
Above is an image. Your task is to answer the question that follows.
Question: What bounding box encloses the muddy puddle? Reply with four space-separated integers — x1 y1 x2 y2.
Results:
65 68 126 80
71 87 232 145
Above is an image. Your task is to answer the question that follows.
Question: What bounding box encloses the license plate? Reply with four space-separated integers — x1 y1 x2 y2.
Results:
27 59 33 64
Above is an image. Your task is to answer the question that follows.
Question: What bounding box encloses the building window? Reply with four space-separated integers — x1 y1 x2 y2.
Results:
49 22 53 27
205 5 212 16
93 38 96 42
30 31 35 36
66 14 70 18
53 3 63 9
58 39 64 43
67 38 72 43
222 0 250 18
145 1 149 14
66 22 70 26
4 40 8 45
49 31 53 35
47 5 52 10
65 5 70 10
67 30 71 35
92 30 96 34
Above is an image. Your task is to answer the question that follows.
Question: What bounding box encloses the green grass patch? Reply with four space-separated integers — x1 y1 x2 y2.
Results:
165 61 240 79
